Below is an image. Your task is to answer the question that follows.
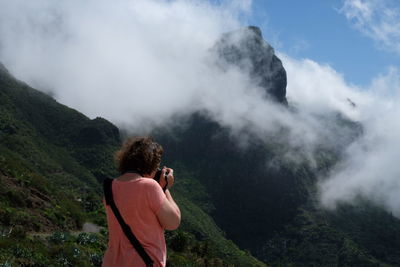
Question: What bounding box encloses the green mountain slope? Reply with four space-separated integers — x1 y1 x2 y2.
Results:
0 65 265 266
154 113 400 266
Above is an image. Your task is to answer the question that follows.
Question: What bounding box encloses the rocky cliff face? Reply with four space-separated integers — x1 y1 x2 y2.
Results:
213 26 287 104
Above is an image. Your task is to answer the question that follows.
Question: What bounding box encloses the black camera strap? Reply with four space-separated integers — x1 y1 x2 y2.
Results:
103 178 154 267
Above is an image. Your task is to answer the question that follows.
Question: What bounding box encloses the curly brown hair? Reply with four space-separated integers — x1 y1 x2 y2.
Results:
115 136 163 175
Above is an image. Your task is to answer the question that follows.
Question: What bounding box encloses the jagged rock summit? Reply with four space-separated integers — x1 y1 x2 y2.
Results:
214 26 287 104
0 62 9 75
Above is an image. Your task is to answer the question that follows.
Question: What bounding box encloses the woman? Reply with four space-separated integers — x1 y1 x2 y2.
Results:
102 137 181 267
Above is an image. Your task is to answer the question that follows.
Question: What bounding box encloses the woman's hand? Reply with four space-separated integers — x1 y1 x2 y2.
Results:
160 167 174 190
157 167 180 230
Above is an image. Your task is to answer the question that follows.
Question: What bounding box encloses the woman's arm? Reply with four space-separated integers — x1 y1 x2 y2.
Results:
157 190 181 230
156 168 181 230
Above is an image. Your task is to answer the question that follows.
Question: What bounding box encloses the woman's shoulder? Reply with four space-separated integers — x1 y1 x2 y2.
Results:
137 177 161 188
113 177 158 189
113 178 162 197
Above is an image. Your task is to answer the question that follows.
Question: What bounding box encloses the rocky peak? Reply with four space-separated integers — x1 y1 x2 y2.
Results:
0 62 6 71
0 62 9 75
213 26 287 104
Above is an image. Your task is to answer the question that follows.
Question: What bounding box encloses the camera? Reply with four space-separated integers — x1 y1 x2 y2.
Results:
154 168 169 183
154 168 169 192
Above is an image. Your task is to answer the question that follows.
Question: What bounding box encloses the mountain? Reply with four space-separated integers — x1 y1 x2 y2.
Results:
1 26 400 267
213 26 287 104
153 27 400 266
0 62 264 266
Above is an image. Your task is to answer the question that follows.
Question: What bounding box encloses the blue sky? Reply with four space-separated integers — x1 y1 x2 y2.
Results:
245 0 400 87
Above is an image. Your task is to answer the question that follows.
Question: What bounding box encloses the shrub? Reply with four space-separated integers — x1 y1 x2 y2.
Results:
90 253 102 267
76 233 98 245
10 225 26 239
47 232 72 244
168 231 193 253
6 189 27 207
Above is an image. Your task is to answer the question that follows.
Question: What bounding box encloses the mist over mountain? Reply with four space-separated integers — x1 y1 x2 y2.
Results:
150 26 400 266
1 23 400 265
1 0 400 265
0 48 395 267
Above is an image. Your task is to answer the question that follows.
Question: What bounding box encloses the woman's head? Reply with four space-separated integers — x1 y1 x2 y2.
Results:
115 136 163 176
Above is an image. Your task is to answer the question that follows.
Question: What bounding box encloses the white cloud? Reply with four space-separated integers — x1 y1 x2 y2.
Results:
282 54 367 119
341 0 400 54
0 0 346 154
320 67 400 216
0 0 246 130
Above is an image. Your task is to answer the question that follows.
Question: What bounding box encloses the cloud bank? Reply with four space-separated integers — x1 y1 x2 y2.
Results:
0 0 353 152
320 67 400 216
0 0 400 217
0 0 246 130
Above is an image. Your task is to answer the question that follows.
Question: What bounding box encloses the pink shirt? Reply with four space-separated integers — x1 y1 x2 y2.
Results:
102 177 167 267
